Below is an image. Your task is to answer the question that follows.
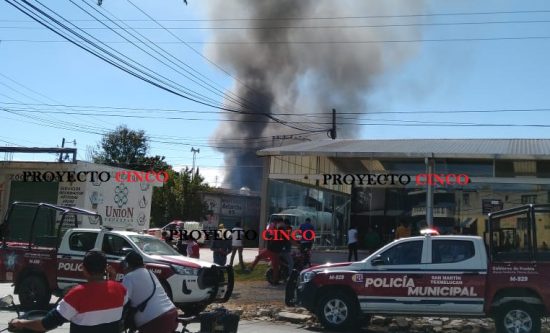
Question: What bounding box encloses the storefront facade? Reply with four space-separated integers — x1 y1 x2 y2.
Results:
258 139 550 249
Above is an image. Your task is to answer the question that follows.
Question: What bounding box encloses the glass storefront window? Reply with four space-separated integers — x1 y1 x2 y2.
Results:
268 179 350 247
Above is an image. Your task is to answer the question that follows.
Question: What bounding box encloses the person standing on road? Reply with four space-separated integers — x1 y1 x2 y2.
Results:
108 251 178 333
280 218 294 273
9 250 127 333
347 224 359 261
229 221 246 271
211 224 232 265
299 218 315 266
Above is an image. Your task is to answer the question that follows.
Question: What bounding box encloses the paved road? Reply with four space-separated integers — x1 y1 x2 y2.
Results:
0 283 328 333
198 247 371 266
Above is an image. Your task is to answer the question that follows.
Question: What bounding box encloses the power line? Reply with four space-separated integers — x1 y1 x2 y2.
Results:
123 0 325 132
75 0 254 112
5 0 318 133
5 101 550 116
8 106 550 128
3 107 327 124
6 35 550 44
5 9 550 22
0 72 110 128
6 18 550 30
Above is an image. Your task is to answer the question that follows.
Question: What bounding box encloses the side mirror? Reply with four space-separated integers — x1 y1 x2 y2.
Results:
371 256 385 266
0 294 14 308
121 247 133 255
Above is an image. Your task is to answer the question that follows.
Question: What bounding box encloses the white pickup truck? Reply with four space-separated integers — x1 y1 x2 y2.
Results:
0 202 233 315
287 204 550 333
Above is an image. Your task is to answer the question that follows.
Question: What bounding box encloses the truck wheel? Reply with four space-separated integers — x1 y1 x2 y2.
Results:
495 302 541 333
316 290 359 331
18 276 51 310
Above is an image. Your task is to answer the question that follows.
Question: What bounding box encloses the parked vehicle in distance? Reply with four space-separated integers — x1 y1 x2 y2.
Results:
159 220 206 245
286 204 550 333
0 202 233 316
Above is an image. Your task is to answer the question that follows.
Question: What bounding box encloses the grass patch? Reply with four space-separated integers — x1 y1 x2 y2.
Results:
232 262 271 282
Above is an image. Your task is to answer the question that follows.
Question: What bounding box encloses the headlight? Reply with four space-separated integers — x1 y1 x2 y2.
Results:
171 265 199 275
300 271 317 283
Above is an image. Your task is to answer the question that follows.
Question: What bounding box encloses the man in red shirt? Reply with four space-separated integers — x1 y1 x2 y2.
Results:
10 250 127 333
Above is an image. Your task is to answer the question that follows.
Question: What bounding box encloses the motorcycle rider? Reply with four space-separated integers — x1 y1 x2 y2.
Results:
9 250 127 333
248 217 285 284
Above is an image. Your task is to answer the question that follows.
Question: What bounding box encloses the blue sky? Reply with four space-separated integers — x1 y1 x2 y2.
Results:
1 0 550 185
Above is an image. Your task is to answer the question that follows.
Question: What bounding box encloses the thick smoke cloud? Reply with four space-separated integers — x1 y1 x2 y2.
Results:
203 0 425 190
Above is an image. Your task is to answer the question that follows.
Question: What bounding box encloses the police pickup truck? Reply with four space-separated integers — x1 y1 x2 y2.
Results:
0 202 233 315
286 204 550 333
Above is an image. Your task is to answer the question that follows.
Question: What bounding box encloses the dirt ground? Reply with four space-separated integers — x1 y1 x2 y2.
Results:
206 280 292 321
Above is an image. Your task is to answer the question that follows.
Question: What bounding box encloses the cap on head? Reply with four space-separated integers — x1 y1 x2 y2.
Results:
123 250 144 269
83 250 107 275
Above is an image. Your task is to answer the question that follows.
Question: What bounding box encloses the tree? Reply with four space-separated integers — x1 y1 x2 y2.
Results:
92 125 168 171
150 167 210 227
93 126 210 227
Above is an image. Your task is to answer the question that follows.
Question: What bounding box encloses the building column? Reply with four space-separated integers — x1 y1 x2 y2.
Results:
426 157 434 227
259 156 271 249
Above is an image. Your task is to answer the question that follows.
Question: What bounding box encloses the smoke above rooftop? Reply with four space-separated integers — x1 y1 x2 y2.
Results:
203 0 425 190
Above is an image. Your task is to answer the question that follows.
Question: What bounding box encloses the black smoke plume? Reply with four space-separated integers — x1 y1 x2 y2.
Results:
203 0 425 190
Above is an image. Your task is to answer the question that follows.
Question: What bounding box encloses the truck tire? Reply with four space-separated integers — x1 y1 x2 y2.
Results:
495 302 541 333
316 290 359 331
18 276 51 310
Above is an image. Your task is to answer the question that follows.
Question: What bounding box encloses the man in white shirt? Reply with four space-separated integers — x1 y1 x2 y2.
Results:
108 251 177 333
229 221 246 271
347 225 359 261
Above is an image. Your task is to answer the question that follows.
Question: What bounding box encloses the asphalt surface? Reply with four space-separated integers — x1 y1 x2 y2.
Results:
0 283 323 333
198 247 371 265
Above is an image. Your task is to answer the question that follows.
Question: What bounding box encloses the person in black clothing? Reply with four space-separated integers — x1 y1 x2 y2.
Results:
211 225 232 265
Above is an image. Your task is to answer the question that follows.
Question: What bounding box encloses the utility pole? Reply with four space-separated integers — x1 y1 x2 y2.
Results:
191 147 200 180
58 138 66 162
58 138 76 162
329 108 337 140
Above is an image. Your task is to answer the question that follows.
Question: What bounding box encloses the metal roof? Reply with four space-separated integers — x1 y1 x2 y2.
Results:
257 139 550 160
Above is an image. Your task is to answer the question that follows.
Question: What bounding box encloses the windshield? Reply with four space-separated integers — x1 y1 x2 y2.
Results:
128 235 180 255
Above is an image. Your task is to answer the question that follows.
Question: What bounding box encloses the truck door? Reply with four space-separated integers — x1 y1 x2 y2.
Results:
56 231 98 290
101 233 134 280
362 239 427 313
423 238 486 314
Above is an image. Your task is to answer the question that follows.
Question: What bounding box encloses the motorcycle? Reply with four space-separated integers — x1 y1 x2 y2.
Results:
265 248 311 285
0 295 48 333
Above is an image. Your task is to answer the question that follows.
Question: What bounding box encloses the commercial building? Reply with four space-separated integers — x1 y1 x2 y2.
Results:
201 187 261 247
257 139 550 248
